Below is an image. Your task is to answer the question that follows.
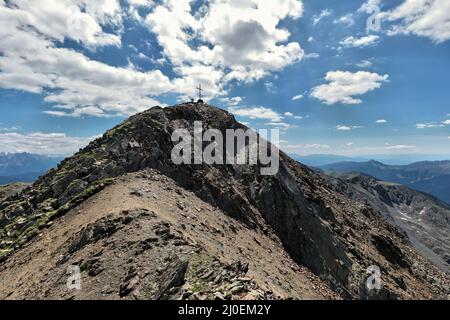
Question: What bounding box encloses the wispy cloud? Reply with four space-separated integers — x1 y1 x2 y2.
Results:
265 122 299 130
335 125 363 131
282 143 330 150
304 52 320 59
0 126 21 131
340 35 379 47
333 14 355 27
357 59 373 68
416 122 444 129
284 112 303 120
312 9 332 25
384 144 416 150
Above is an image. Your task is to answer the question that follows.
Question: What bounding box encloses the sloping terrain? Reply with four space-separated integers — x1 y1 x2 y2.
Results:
0 103 449 300
321 160 450 204
323 172 450 272
0 183 29 203
0 170 336 300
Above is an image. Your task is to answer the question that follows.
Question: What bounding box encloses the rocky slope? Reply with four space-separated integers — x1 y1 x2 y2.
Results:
323 172 450 273
0 170 336 300
0 183 29 203
0 103 449 299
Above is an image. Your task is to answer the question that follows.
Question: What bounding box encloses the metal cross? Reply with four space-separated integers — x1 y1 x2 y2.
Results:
196 84 203 100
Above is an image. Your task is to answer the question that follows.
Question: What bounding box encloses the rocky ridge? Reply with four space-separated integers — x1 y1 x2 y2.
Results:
0 103 449 299
0 170 336 300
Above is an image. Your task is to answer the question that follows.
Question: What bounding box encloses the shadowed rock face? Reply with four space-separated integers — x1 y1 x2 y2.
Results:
0 103 449 299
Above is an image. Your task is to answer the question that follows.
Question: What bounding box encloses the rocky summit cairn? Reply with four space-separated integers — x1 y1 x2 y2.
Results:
0 103 449 300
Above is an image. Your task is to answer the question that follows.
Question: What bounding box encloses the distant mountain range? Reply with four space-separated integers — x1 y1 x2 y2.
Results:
290 154 370 166
0 153 62 185
320 160 450 205
0 172 47 185
290 154 450 167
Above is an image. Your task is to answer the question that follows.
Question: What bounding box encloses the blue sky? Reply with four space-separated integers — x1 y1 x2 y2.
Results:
0 0 449 158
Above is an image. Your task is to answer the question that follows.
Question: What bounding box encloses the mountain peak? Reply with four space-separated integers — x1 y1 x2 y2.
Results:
367 160 385 165
0 103 449 300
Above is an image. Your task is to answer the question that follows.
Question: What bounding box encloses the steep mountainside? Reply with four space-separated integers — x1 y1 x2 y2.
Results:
0 103 449 300
323 172 450 272
320 160 450 204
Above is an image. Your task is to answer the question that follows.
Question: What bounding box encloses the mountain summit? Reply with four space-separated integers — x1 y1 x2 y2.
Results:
0 103 448 300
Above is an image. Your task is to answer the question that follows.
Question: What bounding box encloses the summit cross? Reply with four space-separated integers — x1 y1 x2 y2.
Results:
196 84 203 101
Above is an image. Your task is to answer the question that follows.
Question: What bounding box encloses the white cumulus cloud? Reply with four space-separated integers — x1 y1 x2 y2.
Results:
0 0 307 117
311 71 389 105
383 0 450 43
0 0 175 117
0 132 97 155
145 0 305 92
228 106 283 122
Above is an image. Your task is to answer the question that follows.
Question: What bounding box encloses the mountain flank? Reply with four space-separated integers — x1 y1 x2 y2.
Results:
322 171 449 273
0 103 449 300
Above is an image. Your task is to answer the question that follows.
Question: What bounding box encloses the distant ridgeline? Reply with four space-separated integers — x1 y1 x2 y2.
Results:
0 153 63 185
320 160 450 205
